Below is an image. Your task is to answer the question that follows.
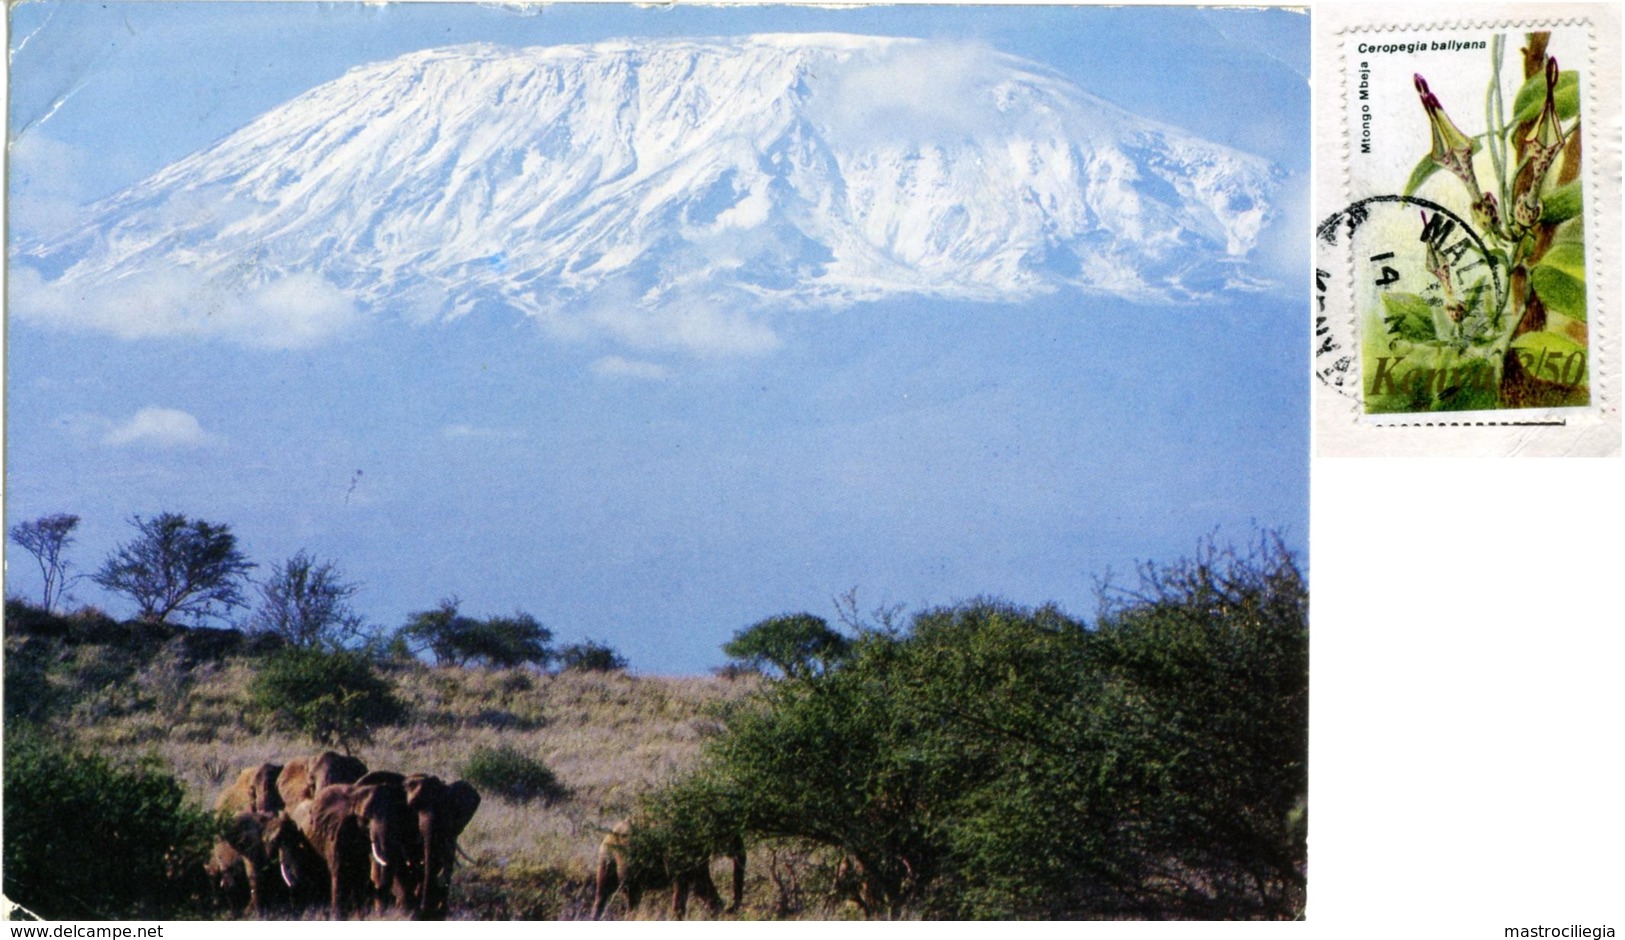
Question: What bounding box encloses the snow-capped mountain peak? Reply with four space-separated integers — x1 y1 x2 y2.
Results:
16 34 1282 353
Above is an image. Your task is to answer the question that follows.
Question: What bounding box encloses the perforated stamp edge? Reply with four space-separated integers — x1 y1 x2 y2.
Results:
1312 4 1620 457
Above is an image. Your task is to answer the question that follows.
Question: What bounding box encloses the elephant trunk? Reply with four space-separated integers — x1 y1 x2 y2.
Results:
417 821 437 916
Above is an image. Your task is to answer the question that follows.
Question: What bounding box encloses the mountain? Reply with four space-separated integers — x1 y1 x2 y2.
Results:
18 35 1282 353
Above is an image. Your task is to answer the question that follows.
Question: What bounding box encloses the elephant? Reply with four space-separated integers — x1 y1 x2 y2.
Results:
355 769 406 788
215 763 285 816
264 807 330 912
832 853 883 918
402 774 482 920
297 781 417 920
206 810 284 915
278 751 369 807
349 770 480 918
592 819 745 920
351 772 421 915
275 759 314 809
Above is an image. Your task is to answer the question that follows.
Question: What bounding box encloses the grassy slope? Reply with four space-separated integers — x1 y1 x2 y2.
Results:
3 617 768 919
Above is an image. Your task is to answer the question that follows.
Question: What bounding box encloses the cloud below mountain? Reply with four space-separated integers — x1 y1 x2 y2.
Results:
9 265 361 350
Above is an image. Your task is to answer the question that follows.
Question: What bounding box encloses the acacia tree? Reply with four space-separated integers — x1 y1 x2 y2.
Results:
397 597 478 665
250 550 368 649
723 613 851 680
8 513 81 612
93 512 254 624
465 612 554 669
395 599 555 668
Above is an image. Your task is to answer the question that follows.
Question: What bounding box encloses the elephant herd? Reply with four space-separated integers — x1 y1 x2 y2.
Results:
208 752 480 921
209 752 747 920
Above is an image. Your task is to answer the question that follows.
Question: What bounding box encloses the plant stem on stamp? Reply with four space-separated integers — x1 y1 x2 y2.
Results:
1383 31 1586 412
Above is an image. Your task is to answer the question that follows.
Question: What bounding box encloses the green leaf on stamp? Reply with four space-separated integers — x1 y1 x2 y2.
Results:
1403 152 1441 197
1530 242 1586 321
1511 69 1580 126
1539 180 1583 223
1380 291 1437 341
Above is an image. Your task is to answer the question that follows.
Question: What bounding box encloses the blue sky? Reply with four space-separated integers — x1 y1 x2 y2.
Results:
5 2 1308 674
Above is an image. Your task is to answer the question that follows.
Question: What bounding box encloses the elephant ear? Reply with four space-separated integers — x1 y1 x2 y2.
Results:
353 782 399 819
222 811 274 860
444 781 482 839
403 773 445 812
253 764 284 813
277 758 313 805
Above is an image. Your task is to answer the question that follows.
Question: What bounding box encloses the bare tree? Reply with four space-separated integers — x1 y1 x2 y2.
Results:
93 512 254 624
250 550 368 649
8 513 82 612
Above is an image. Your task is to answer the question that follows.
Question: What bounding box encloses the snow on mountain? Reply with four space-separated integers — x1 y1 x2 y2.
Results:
16 35 1283 353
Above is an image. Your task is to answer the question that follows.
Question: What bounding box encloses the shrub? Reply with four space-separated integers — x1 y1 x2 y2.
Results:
247 646 404 750
462 744 569 805
557 638 628 673
2 732 215 919
4 596 72 637
3 634 61 725
659 534 1307 919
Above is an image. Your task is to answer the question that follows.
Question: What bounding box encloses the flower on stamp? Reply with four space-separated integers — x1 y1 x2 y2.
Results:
1413 74 1501 239
1375 34 1587 414
1510 58 1567 234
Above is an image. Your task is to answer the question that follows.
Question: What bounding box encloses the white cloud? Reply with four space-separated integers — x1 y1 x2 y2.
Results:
591 356 671 381
441 424 525 441
7 264 364 350
1251 168 1309 293
7 133 99 242
808 41 1015 147
581 282 783 358
103 407 215 449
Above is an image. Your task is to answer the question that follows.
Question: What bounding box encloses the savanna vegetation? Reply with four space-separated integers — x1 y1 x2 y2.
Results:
4 509 1305 920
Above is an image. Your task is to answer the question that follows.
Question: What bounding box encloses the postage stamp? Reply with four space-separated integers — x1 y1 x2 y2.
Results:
1314 4 1621 456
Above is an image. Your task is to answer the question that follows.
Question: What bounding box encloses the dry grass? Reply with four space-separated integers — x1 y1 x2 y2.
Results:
12 630 771 918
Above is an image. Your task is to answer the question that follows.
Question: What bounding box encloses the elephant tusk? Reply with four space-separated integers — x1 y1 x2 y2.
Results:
372 841 389 868
281 858 296 889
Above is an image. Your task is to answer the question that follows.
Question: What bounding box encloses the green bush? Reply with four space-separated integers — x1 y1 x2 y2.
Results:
3 632 62 725
557 638 628 673
1 732 215 919
461 744 569 804
654 535 1307 919
248 646 404 750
